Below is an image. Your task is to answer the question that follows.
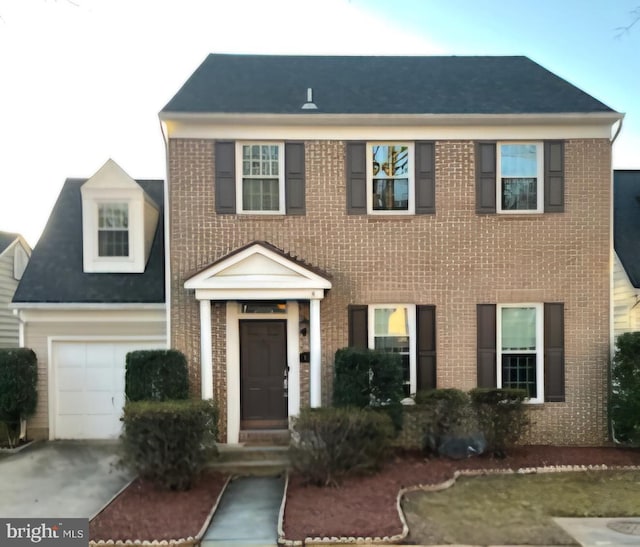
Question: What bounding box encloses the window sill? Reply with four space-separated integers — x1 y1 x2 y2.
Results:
234 215 287 221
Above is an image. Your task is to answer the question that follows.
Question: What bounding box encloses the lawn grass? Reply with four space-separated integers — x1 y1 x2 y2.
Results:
402 470 640 545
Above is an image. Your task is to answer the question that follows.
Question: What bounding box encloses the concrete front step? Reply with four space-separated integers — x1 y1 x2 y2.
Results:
239 428 290 446
209 444 290 475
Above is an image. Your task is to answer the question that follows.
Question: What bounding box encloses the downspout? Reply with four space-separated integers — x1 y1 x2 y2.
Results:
159 118 171 350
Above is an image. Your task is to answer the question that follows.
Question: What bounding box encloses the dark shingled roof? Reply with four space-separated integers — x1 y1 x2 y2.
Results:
13 179 165 304
0 231 19 255
162 54 615 115
615 171 640 289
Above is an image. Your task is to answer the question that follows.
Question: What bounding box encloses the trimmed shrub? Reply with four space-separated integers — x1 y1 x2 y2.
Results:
414 389 478 455
121 399 218 490
470 388 529 458
0 349 37 447
290 406 394 486
333 347 404 430
125 349 189 402
611 331 640 445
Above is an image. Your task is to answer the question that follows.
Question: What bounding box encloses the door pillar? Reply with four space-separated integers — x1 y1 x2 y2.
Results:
309 297 322 407
199 299 213 400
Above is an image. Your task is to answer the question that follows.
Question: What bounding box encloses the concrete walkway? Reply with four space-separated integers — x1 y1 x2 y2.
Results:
555 517 640 546
202 475 284 546
0 440 132 518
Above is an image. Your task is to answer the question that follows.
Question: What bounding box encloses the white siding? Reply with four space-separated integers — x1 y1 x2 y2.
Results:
0 249 19 347
613 253 640 339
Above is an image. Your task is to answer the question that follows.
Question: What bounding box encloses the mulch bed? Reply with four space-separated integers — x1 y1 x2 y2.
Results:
89 470 227 543
87 446 640 543
282 446 640 541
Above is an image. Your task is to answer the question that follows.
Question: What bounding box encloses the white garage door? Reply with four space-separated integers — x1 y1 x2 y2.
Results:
52 340 164 439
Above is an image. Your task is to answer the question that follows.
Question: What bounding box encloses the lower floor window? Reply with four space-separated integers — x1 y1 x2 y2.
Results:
369 304 416 397
497 303 543 403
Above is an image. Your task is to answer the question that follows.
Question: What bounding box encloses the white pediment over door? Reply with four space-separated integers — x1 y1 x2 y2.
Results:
184 241 331 301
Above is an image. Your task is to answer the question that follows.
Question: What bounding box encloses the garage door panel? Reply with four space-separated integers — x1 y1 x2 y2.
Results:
56 344 86 368
53 340 164 440
86 344 119 368
85 367 114 391
58 392 86 415
57 368 85 391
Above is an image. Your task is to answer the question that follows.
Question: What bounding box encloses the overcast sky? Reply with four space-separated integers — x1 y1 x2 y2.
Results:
1 0 638 246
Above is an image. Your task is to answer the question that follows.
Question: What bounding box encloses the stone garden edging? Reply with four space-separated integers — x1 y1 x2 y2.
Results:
278 464 640 546
89 475 231 547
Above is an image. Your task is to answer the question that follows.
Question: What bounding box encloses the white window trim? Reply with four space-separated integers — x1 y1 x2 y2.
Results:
366 142 415 215
497 303 544 404
496 141 544 214
97 202 130 259
367 304 417 396
93 200 133 264
235 142 285 215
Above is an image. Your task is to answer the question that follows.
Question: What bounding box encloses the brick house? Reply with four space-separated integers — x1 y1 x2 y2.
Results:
160 54 620 445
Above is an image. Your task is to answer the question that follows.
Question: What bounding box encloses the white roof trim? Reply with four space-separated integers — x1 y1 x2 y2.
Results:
160 111 623 127
184 243 331 300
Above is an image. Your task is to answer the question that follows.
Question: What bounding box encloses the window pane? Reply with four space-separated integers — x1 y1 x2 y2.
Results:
502 354 537 398
372 145 409 178
500 144 537 177
374 307 408 336
242 178 279 211
98 230 129 257
501 178 537 210
372 178 409 210
501 307 536 351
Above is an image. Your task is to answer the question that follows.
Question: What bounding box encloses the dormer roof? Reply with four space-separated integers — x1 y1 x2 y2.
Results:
13 177 164 304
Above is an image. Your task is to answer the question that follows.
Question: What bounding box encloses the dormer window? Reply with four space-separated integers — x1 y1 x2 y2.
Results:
98 203 129 257
81 159 159 274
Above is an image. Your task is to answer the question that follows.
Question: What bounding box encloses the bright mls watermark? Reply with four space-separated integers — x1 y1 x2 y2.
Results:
0 519 87 546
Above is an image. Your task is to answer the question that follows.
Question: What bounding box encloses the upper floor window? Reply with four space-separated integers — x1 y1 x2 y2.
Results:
98 203 129 257
497 142 543 213
237 143 285 214
497 303 544 403
476 141 564 215
367 143 414 214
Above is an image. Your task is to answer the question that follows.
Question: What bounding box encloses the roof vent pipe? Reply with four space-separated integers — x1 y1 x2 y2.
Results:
301 88 318 110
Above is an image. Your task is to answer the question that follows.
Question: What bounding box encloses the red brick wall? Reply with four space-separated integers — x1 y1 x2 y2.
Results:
168 138 611 445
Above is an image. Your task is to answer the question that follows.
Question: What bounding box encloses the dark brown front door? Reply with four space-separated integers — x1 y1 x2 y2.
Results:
240 320 288 429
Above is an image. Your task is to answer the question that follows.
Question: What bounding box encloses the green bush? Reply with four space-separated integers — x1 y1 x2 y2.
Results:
0 349 37 447
121 399 218 490
125 349 189 402
290 406 394 486
333 347 404 430
414 389 476 453
470 388 529 458
611 332 640 445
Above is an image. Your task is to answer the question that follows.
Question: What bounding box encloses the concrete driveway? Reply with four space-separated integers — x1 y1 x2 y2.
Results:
0 440 132 518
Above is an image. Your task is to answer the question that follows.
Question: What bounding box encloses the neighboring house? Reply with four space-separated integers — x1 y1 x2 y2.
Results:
613 170 640 338
0 232 31 347
12 159 166 440
159 54 621 445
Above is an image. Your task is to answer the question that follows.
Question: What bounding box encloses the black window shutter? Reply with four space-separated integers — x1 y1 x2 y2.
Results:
544 141 564 213
346 142 367 214
477 304 497 387
415 141 436 214
417 305 436 390
476 142 497 214
285 142 305 215
348 305 368 348
215 141 236 214
544 302 565 402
